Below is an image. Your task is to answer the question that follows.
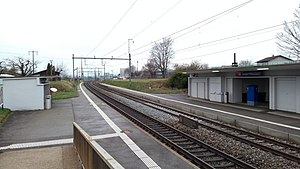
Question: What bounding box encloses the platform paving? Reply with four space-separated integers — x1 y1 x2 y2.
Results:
0 99 74 147
75 84 196 169
0 145 81 169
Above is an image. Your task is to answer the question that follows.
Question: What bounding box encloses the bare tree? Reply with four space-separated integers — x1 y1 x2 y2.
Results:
277 6 300 60
149 37 175 78
55 62 66 77
238 60 253 67
0 61 5 73
174 60 208 72
142 59 157 78
6 57 33 76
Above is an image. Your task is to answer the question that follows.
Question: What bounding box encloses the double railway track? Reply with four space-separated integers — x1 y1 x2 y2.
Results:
85 81 255 169
91 82 300 165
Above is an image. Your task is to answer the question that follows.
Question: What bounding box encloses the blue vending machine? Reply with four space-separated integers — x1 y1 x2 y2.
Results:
247 85 258 106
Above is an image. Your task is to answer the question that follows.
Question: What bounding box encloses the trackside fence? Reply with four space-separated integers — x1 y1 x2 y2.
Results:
73 122 124 169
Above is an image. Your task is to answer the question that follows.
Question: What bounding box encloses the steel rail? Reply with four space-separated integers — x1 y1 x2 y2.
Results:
85 81 256 169
93 82 300 164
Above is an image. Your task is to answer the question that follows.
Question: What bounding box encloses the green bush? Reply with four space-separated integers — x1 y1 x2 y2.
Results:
167 72 188 89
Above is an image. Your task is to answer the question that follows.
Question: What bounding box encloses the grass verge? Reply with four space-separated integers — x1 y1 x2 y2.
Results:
50 80 79 100
0 108 11 126
103 79 186 94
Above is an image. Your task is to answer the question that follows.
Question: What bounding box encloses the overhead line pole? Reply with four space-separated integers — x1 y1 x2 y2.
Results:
128 39 134 86
72 56 130 81
28 50 38 74
72 54 75 81
72 56 129 60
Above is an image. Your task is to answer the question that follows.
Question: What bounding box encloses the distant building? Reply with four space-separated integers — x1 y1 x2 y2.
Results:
119 68 127 78
33 69 60 76
256 55 294 66
33 69 61 80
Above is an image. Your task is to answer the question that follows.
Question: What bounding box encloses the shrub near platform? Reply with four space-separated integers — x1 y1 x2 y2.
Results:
50 80 79 100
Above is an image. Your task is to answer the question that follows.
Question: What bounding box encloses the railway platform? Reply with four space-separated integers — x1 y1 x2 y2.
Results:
73 84 196 169
102 83 300 144
154 93 300 129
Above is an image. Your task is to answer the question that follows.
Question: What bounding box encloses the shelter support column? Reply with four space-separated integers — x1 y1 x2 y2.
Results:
269 77 275 110
296 77 300 113
188 77 191 97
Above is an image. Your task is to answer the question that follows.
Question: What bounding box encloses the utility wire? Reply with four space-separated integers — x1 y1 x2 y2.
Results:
99 0 183 58
176 24 286 53
130 0 254 54
133 0 183 38
174 38 276 62
131 21 291 57
86 0 138 56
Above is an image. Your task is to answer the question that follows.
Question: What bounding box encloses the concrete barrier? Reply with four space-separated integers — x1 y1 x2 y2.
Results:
235 120 259 133
217 116 236 125
73 122 124 169
289 134 300 144
258 126 289 140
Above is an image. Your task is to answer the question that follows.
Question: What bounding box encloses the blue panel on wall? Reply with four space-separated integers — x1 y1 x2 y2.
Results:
247 85 258 106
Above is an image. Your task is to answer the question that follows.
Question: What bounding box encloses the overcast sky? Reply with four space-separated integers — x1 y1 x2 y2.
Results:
0 0 299 76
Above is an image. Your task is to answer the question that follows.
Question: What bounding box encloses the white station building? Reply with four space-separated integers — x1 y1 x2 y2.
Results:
188 56 300 114
0 77 51 111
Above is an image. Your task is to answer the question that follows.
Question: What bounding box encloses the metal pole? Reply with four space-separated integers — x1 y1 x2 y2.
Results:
29 51 38 74
50 60 53 76
72 54 74 80
104 63 106 80
81 57 83 80
128 39 133 86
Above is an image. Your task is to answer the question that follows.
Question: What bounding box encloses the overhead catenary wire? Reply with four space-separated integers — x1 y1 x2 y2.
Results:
86 0 138 57
97 0 255 60
99 0 184 58
129 21 292 58
129 0 255 54
107 27 280 65
104 37 277 69
91 0 269 70
173 38 276 62
175 23 289 54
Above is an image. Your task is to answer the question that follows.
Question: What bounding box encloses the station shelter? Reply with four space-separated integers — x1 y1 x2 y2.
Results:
187 63 300 114
0 77 51 111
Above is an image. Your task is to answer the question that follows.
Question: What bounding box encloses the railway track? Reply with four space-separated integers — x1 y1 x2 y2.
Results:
85 81 255 169
92 82 300 164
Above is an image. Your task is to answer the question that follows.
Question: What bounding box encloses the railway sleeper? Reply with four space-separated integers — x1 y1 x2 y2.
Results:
155 129 172 133
212 162 235 168
188 148 208 153
183 145 202 150
163 133 178 137
195 152 216 158
165 135 182 139
177 142 196 146
172 138 189 142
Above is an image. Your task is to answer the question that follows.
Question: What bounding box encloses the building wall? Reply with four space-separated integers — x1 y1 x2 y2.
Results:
188 77 208 99
2 78 47 111
189 67 300 113
269 76 300 113
208 77 224 102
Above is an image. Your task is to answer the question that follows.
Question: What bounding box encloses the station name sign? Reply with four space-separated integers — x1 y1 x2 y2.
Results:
235 71 263 77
